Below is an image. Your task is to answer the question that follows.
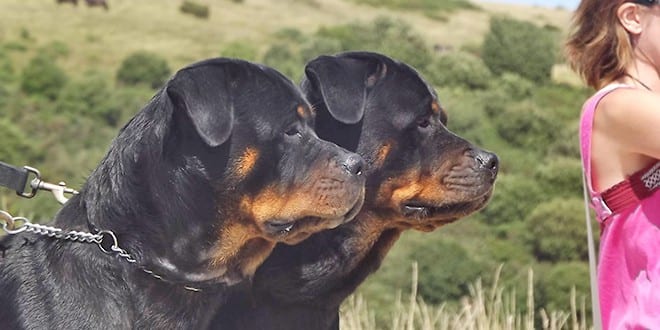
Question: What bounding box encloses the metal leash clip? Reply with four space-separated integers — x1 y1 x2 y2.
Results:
19 166 79 205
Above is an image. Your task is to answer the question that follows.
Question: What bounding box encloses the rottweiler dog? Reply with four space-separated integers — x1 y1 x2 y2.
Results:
210 52 499 329
0 58 365 328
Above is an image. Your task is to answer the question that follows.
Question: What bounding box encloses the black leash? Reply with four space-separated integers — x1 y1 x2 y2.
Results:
0 161 30 196
0 161 78 204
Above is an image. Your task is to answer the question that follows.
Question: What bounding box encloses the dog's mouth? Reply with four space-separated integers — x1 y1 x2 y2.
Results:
264 192 365 242
400 190 493 222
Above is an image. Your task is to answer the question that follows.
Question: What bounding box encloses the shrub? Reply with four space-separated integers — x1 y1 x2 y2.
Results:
537 262 592 319
425 51 493 90
56 71 122 126
524 198 594 262
533 157 582 198
481 174 543 226
300 37 342 63
547 122 580 158
20 54 68 100
220 41 259 62
179 1 209 19
0 49 14 83
316 16 433 70
116 51 171 89
482 16 557 84
490 72 534 100
493 101 562 150
262 43 303 80
39 40 70 59
349 0 476 11
0 119 38 165
413 240 484 304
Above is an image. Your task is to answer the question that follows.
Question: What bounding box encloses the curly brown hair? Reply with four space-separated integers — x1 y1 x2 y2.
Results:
565 0 635 89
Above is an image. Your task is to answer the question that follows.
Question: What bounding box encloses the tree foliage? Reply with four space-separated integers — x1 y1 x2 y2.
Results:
116 51 171 89
524 198 592 262
20 54 68 100
482 16 558 83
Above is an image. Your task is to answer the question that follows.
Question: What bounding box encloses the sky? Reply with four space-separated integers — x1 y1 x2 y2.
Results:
481 0 580 10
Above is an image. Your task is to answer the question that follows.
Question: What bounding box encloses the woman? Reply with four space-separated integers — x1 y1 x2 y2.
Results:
566 0 660 328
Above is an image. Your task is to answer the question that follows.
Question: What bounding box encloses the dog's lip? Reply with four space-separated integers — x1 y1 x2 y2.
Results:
401 193 492 218
265 220 296 234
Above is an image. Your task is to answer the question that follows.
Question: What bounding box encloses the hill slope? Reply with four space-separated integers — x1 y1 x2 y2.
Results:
0 0 573 74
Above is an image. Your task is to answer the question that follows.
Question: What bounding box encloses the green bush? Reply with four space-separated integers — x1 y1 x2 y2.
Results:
524 198 594 262
116 51 171 89
425 51 493 90
533 157 582 198
56 71 121 126
413 240 484 304
300 37 342 63
482 16 557 84
533 83 592 123
0 119 38 165
220 41 259 62
490 72 534 100
493 101 562 150
179 1 209 19
316 16 433 70
38 40 70 59
547 122 580 158
20 54 68 100
481 174 543 226
262 43 303 80
349 0 475 11
0 49 14 83
537 262 592 319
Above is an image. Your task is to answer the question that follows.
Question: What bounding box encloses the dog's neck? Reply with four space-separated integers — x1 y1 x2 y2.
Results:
342 210 403 266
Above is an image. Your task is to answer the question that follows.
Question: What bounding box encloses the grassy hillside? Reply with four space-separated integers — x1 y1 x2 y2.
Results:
0 0 574 76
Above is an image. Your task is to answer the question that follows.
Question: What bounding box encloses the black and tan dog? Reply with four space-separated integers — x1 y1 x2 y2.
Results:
211 52 499 329
0 58 365 328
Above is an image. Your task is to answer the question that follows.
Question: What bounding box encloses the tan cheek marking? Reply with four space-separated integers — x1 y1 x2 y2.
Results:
417 176 447 201
390 181 423 207
235 147 259 177
296 105 308 119
241 188 286 223
213 221 257 267
431 101 440 114
373 143 391 168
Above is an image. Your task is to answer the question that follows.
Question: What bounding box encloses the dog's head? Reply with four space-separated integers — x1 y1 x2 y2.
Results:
87 58 364 283
302 52 497 231
166 59 365 244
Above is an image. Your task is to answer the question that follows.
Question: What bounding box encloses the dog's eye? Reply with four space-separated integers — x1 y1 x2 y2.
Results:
285 127 302 138
417 118 431 128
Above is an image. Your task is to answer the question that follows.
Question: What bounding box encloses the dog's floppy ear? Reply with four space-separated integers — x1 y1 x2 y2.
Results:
303 54 385 124
166 66 234 147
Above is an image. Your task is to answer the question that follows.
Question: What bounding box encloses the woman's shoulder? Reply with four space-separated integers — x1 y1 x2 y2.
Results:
596 86 659 121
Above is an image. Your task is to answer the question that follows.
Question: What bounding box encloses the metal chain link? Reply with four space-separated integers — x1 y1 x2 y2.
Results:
0 210 201 292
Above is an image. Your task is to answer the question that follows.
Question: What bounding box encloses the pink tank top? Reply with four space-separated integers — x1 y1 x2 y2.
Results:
580 84 660 329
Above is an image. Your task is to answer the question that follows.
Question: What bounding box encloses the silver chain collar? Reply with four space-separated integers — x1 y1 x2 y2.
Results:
0 210 201 292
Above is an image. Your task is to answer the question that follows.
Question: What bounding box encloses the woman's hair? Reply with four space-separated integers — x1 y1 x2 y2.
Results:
565 0 634 89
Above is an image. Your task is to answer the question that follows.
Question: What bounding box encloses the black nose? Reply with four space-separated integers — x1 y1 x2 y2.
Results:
342 154 364 176
475 150 499 177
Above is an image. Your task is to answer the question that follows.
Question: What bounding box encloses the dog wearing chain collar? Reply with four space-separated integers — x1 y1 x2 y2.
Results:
210 52 499 329
0 58 365 328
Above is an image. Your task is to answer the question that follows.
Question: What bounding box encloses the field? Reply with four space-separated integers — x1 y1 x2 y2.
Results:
0 0 574 76
0 0 592 328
